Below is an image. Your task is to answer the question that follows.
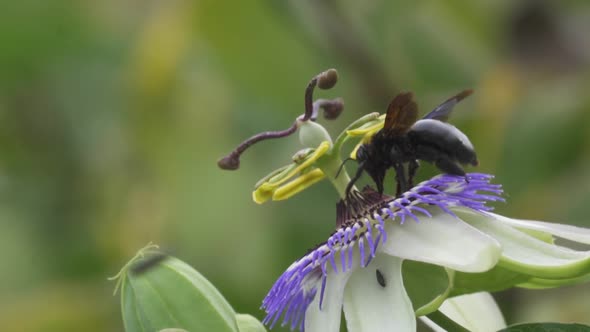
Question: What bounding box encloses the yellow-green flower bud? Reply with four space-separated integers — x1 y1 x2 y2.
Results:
112 245 239 332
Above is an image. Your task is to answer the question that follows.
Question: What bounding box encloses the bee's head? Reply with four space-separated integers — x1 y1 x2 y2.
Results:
355 144 368 163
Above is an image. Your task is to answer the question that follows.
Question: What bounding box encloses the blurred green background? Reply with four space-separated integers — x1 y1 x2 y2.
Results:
1 0 589 331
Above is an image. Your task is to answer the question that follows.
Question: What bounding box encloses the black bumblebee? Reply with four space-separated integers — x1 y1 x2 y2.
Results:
345 90 478 197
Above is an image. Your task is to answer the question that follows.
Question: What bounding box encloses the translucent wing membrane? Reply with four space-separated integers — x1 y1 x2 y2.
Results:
423 89 473 122
383 92 419 134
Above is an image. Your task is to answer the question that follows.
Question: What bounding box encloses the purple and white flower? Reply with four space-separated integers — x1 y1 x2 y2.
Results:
261 173 590 332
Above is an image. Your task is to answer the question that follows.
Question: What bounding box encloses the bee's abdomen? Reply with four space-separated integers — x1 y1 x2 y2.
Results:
408 119 477 165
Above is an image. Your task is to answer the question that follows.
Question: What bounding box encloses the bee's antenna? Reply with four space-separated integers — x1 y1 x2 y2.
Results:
345 162 365 198
335 157 353 178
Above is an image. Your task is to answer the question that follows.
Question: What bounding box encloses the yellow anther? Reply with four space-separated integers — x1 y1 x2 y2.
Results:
346 114 386 159
252 141 331 204
252 183 276 204
272 169 325 201
345 114 385 137
272 140 329 187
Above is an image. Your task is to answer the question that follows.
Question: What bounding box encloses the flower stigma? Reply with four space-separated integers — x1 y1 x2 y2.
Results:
217 69 342 171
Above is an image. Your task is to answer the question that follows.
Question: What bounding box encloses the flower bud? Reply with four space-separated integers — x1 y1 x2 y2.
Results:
113 246 239 332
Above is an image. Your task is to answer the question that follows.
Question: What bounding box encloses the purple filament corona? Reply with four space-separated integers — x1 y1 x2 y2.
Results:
261 173 504 331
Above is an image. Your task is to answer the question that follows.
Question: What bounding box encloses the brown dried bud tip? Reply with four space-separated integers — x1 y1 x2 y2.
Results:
218 153 240 170
317 69 338 90
321 98 344 120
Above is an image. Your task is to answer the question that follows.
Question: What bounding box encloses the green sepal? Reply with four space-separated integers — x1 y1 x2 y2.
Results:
451 265 532 296
517 273 590 289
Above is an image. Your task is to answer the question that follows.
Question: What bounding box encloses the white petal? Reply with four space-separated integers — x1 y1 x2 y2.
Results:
343 255 416 332
458 210 590 278
380 210 501 272
490 212 590 245
304 269 351 332
440 292 506 331
419 292 506 332
419 316 445 332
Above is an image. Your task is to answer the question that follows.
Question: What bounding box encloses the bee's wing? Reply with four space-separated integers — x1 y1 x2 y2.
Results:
423 89 473 122
383 91 418 135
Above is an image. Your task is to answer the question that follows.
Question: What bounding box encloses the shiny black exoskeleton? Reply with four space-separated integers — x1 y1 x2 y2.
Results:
345 90 478 197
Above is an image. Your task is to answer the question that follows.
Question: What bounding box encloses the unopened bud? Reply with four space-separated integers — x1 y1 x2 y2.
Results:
113 246 239 332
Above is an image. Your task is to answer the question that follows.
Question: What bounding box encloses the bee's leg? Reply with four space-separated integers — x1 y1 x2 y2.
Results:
434 158 465 180
408 159 420 189
346 164 365 198
394 163 407 197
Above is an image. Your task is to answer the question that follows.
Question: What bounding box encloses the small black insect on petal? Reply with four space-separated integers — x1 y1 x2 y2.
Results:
376 269 386 288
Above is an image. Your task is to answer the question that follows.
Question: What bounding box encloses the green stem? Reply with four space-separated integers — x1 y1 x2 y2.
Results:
318 153 352 199
425 310 470 332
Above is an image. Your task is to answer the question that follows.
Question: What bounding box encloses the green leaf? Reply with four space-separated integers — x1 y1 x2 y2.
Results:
498 322 590 332
236 314 267 332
